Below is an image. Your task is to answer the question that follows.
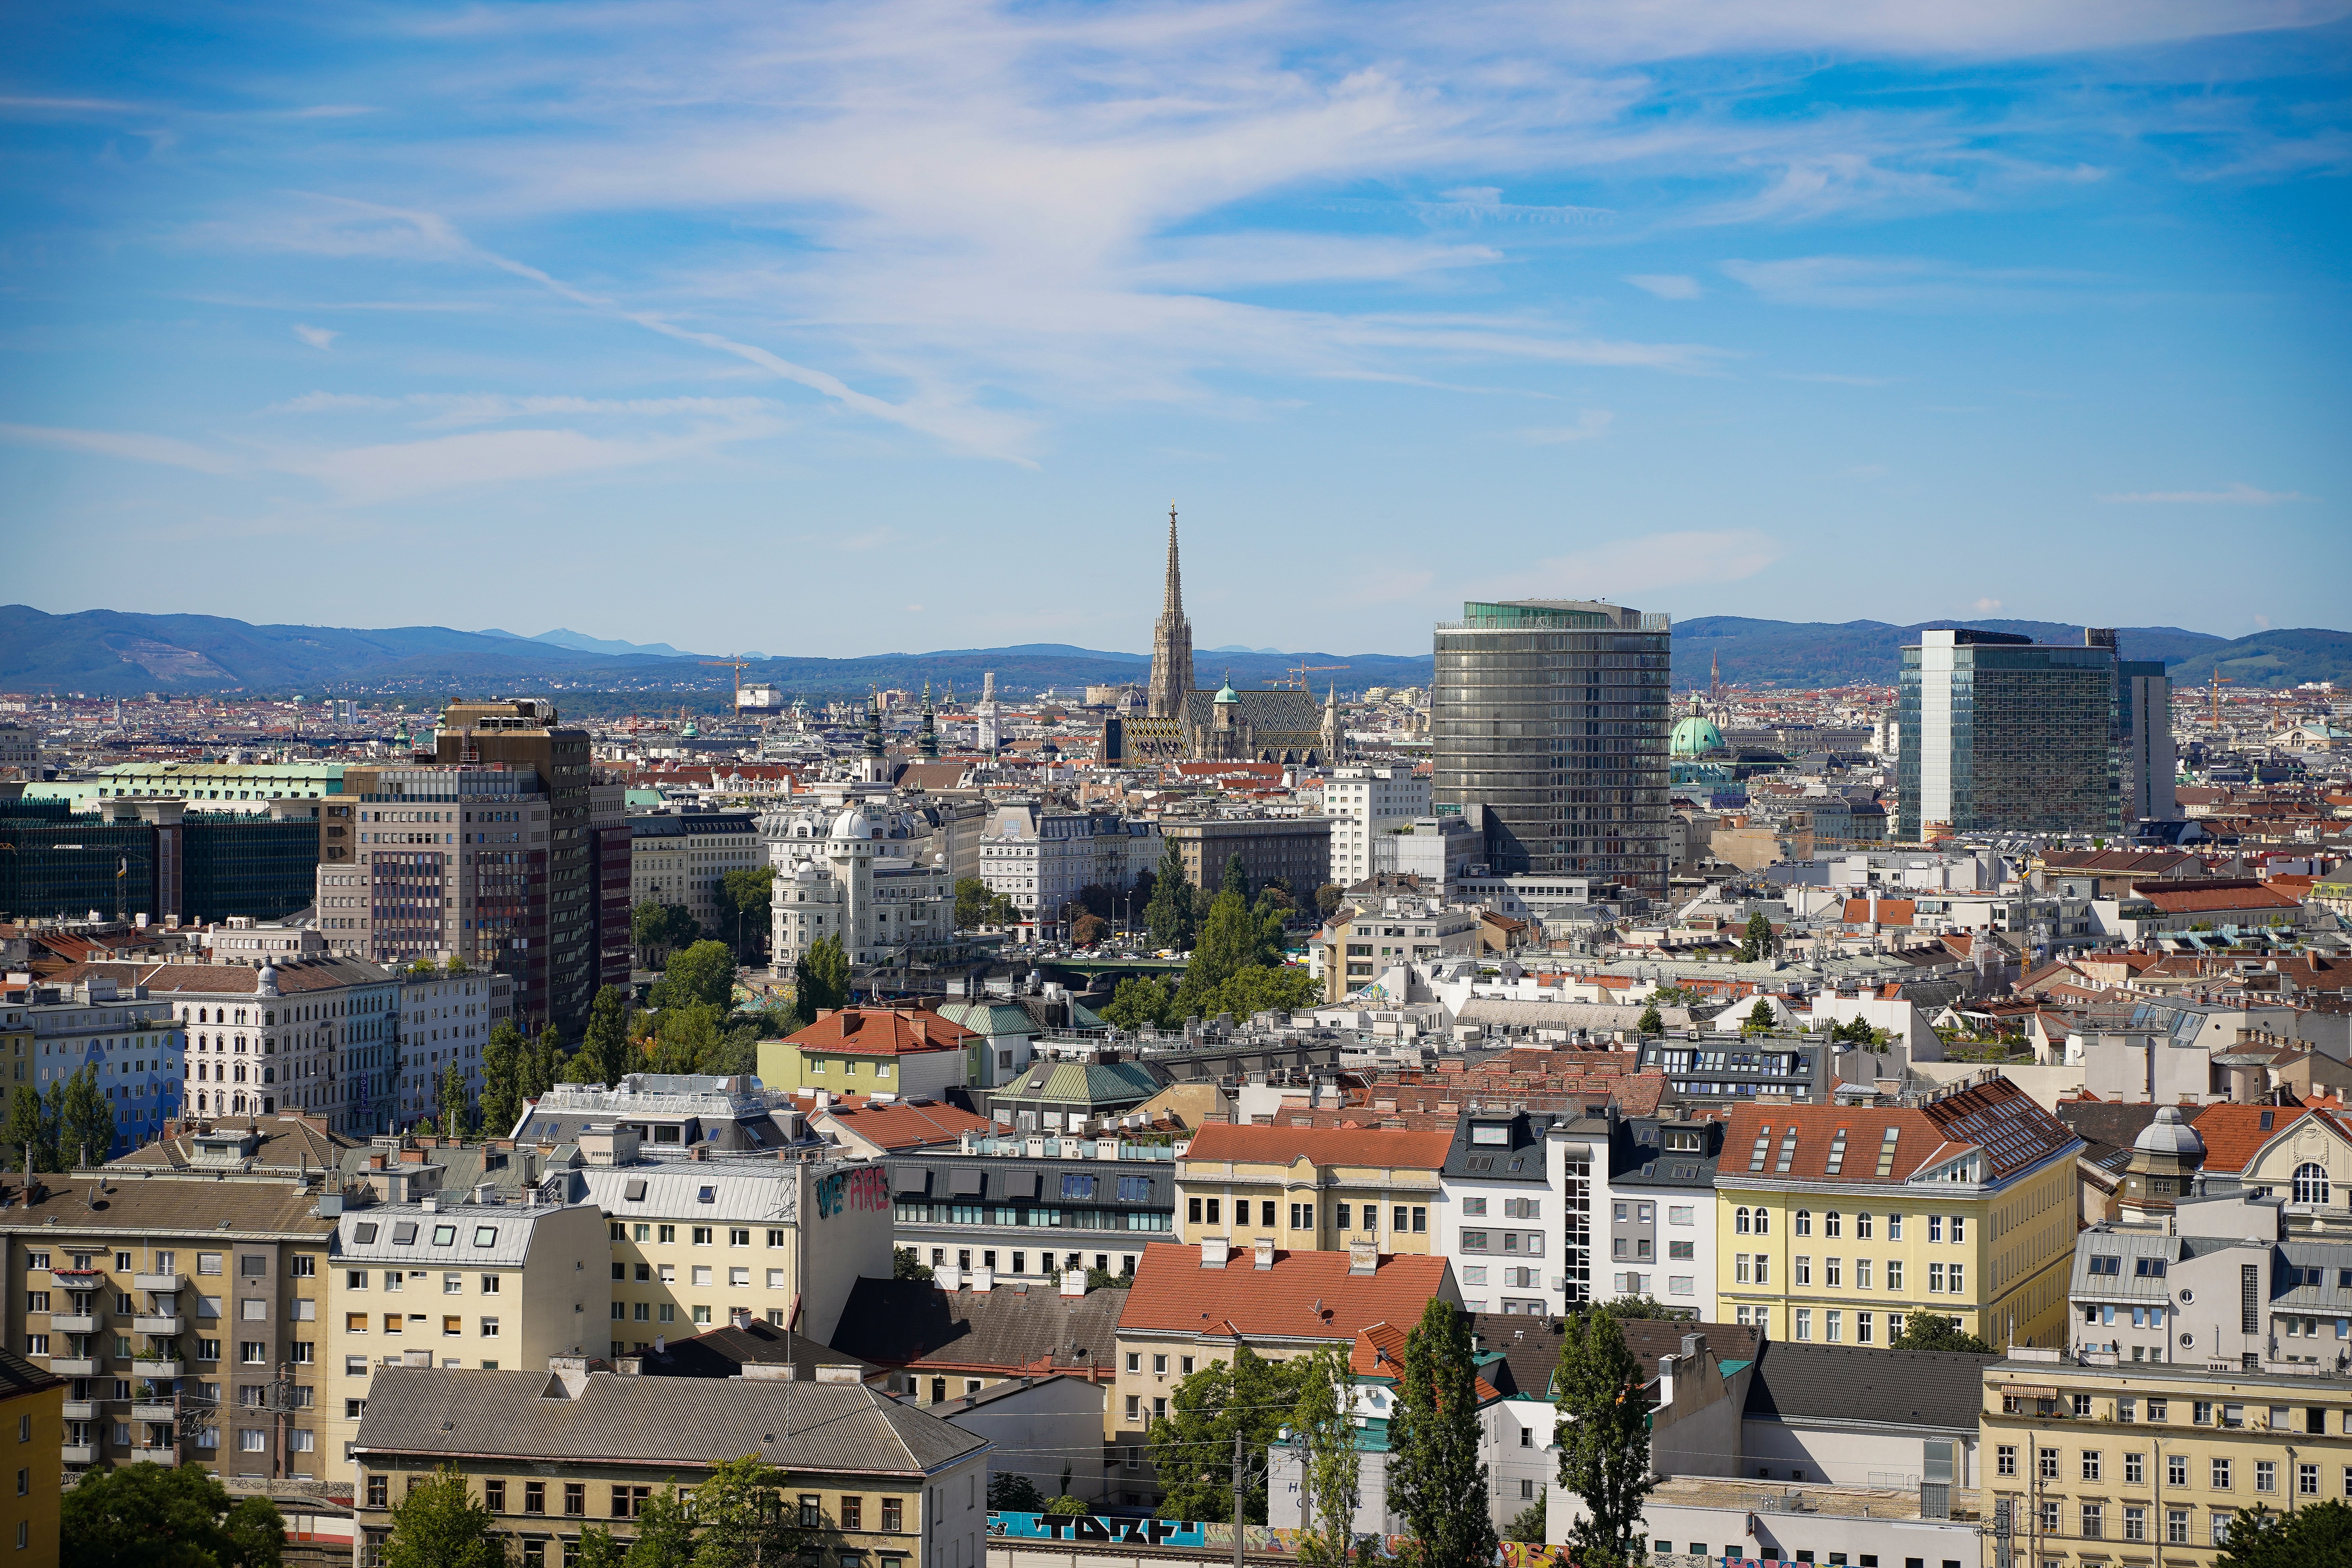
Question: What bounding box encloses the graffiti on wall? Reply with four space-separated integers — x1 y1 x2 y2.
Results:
814 1165 889 1220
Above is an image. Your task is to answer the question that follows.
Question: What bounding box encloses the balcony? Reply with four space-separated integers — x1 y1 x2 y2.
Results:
133 1272 185 1293
134 1314 185 1336
132 1359 182 1380
132 1401 176 1422
60 1400 96 1421
132 1445 178 1465
50 1313 102 1334
48 1358 100 1377
59 1443 96 1466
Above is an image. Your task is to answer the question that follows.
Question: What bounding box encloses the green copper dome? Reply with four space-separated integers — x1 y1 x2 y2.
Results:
1213 675 1240 704
1670 711 1724 759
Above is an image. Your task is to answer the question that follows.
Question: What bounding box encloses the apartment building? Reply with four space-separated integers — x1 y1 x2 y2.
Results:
1440 1107 1567 1316
1323 767 1432 887
17 974 182 1158
886 1142 1176 1285
0 1145 336 1481
579 1142 892 1348
352 1362 989 1568
1313 894 1482 1004
321 1189 606 1466
628 809 761 938
1608 1114 1725 1313
1172 1123 1452 1255
1980 1350 2352 1568
1714 1078 2082 1348
0 1352 62 1560
760 1007 980 1100
1109 1239 1457 1508
384 963 516 1130
975 804 1157 938
1154 815 1332 904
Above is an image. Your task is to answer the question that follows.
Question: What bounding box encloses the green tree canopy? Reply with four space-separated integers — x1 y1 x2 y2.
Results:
581 984 635 1087
1187 889 1285 996
437 1064 473 1141
1314 883 1345 918
1144 838 1196 951
790 933 852 1029
1100 976 1179 1032
1071 911 1109 946
378 1465 505 1568
477 1019 525 1138
62 1461 287 1568
1637 1005 1665 1036
720 866 777 958
892 1247 935 1283
1221 852 1249 898
1189 964 1318 1023
989 1474 1047 1513
1743 998 1777 1033
1388 1299 1497 1568
653 940 738 1011
1890 1314 1996 1354
1553 1308 1654 1567
1150 1347 1307 1523
5 1083 59 1173
681 1454 808 1568
954 878 993 930
1290 1340 1363 1568
59 1065 115 1166
2214 1499 2352 1568
1737 910 1775 964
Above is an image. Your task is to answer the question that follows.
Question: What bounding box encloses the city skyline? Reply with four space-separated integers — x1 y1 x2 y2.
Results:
3 1 2347 656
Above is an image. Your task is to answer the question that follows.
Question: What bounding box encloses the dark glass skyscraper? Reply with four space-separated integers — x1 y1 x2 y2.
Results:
1896 628 2120 840
1433 599 1671 900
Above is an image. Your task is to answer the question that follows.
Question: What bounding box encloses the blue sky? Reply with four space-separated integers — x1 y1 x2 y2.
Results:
4 0 2348 658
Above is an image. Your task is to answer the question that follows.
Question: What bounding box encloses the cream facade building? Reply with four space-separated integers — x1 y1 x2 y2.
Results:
1323 766 1432 887
1172 1123 1453 1256
764 800 954 967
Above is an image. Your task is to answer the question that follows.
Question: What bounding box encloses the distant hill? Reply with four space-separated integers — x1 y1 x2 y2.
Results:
2163 628 2352 690
1671 618 2236 690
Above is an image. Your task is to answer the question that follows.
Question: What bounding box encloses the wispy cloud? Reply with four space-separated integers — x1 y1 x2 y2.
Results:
0 423 244 476
1627 274 1702 299
1509 408 1616 444
1506 529 1784 598
2097 482 2308 504
292 323 338 350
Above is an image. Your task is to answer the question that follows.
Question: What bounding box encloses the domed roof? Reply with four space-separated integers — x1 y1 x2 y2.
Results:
2135 1105 2205 1158
1213 676 1240 705
1671 712 1726 759
829 804 873 840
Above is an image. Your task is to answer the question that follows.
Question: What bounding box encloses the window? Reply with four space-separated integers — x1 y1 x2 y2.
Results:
485 1479 506 1513
1795 1210 1811 1236
1886 1259 1903 1290
2082 1452 2102 1483
2080 1504 2103 1540
2169 1454 2188 1488
1997 1446 2016 1477
692 1227 713 1246
2168 1508 2190 1545
2039 1449 2059 1481
801 1496 823 1530
367 1475 388 1508
2295 1163 2331 1206
2256 1461 2276 1494
2125 1453 2144 1484
524 1481 546 1515
2301 1463 2321 1497
2212 1458 2232 1490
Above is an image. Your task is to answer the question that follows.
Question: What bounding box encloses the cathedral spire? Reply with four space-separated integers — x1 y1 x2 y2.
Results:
1147 501 1194 720
1162 501 1183 616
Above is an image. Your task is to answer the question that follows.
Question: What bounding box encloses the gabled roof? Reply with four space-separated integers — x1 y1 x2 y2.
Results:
809 1096 993 1152
1743 1341 1996 1433
1181 1123 1456 1172
52 957 397 996
828 1279 1128 1376
634 1316 879 1382
110 1114 357 1173
1719 1077 2076 1187
353 1365 985 1475
2189 1103 2321 1173
1118 1243 1454 1342
2133 880 2303 914
1464 1314 1760 1402
1348 1321 1503 1403
788 1009 976 1056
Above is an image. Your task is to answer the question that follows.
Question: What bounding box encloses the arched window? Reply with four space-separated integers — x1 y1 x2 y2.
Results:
2294 1163 2331 1206
1794 1210 1812 1236
1753 1208 1771 1236
1735 1207 1751 1235
1825 1211 1843 1238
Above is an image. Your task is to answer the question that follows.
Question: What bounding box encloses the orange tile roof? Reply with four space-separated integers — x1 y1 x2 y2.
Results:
2187 1103 2317 1173
1181 1123 1457 1171
1118 1244 1455 1341
1720 1077 2075 1185
2133 880 2303 914
787 1007 977 1055
809 1096 991 1151
1349 1321 1502 1403
1840 898 1918 926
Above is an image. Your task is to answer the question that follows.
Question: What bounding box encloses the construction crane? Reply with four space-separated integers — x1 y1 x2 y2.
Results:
2209 675 2233 728
701 657 751 710
1284 661 1348 691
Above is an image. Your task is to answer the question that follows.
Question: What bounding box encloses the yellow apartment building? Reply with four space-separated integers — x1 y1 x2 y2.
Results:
1715 1076 2081 1348
0 1350 63 1559
1173 1123 1453 1255
1981 1348 2352 1566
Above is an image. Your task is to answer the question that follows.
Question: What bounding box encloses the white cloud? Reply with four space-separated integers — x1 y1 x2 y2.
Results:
292 323 339 350
1627 274 1702 299
1973 597 2005 613
1506 528 1783 597
274 418 784 506
1721 254 2106 309
0 423 244 476
1511 408 1616 443
2096 482 2307 504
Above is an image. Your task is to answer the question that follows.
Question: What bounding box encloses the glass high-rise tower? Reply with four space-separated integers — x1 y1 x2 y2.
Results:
1896 628 2121 840
1433 599 1671 900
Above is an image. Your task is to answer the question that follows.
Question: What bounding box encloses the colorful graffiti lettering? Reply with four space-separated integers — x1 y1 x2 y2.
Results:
814 1165 890 1219
989 1513 1209 1547
1499 1543 1574 1568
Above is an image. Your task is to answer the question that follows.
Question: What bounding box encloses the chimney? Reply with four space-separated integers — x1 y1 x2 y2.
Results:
935 1265 962 1290
1200 1236 1230 1270
1060 1268 1087 1298
971 1265 995 1293
1253 1237 1276 1271
1657 1352 1677 1409
1348 1240 1377 1276
741 1362 798 1381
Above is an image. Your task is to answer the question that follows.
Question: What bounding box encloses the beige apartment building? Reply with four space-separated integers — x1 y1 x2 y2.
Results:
1173 1123 1453 1255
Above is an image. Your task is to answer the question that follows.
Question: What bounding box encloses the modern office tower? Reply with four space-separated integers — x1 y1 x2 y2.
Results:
1896 628 2121 841
2117 658 2178 823
1432 599 1672 902
432 701 595 1033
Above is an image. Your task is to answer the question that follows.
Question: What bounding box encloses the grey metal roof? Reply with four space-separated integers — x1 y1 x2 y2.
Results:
828 1278 1127 1375
1441 1109 1563 1183
354 1365 985 1475
1612 1118 1725 1191
886 1153 1167 1209
1742 1341 1998 1433
579 1165 805 1226
335 1200 592 1267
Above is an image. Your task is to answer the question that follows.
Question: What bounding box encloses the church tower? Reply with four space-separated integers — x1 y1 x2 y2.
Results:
1147 503 1194 720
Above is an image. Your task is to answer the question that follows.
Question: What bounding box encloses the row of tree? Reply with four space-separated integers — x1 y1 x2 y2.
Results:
4 1065 118 1172
1102 851 1321 1031
632 867 777 969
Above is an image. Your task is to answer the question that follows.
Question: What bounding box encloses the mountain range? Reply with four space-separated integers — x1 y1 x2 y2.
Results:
2 604 2342 701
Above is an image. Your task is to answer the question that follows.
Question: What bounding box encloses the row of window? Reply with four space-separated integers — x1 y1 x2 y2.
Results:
896 1203 1170 1232
30 1250 313 1276
1733 1254 1962 1293
363 1474 909 1532
344 1314 501 1337
2000 1447 2351 1503
345 1272 501 1294
26 1334 312 1364
1789 1309 1906 1344
1185 1198 1428 1232
609 1224 791 1247
1732 1209 1963 1241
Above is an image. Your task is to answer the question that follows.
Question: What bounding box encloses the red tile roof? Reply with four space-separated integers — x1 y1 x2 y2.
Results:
2187 1103 2318 1173
1840 898 1918 926
2132 880 2303 915
1720 1077 2075 1185
1349 1321 1503 1403
788 1008 977 1056
1118 1243 1456 1341
807 1095 991 1152
1181 1123 1456 1171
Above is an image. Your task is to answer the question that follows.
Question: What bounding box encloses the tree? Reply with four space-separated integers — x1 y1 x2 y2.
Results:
1388 1299 1496 1568
621 1482 697 1568
790 933 851 1029
1071 912 1108 947
1187 889 1283 997
59 1065 114 1166
954 878 993 930
1190 964 1319 1023
1150 1347 1306 1523
1636 1005 1664 1036
521 1024 566 1102
1552 1308 1653 1568
684 1454 807 1568
477 1019 524 1138
1221 852 1249 899
582 984 635 1087
5 1083 58 1172
378 1464 505 1568
1737 911 1774 964
654 940 738 1011
1890 1314 1996 1355
1593 1296 1691 1321
893 1246 935 1283
649 1002 723 1075
1314 884 1345 918
1101 976 1179 1032
990 1473 1047 1513
633 900 698 967
63 1461 285 1567
577 1526 628 1568
437 1064 472 1141
2214 1499 2352 1568
1505 1498 1546 1544
1742 998 1777 1034
1046 1493 1089 1516
1144 839 1195 951
721 866 777 960
1290 1341 1364 1568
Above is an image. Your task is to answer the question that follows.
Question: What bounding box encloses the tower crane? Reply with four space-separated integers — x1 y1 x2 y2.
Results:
702 657 751 711
1284 662 1348 691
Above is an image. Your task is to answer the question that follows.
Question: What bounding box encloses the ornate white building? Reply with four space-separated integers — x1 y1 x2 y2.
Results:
764 798 955 967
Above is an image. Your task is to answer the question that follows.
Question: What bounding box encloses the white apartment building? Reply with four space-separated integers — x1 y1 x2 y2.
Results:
1441 1109 1565 1317
977 805 1157 937
385 966 516 1129
1323 767 1432 887
765 800 954 967
629 810 762 935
